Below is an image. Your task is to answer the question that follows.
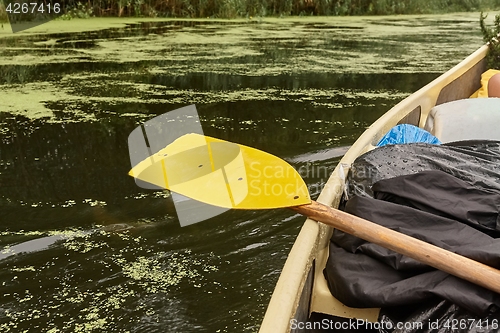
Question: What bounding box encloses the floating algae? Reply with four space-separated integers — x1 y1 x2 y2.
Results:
121 252 218 293
0 226 221 332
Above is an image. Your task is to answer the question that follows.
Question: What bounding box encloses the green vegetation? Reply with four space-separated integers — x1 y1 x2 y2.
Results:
59 2 94 19
1 0 500 21
480 11 500 69
0 1 6 23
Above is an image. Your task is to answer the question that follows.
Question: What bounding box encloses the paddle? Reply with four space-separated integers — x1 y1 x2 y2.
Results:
129 133 500 295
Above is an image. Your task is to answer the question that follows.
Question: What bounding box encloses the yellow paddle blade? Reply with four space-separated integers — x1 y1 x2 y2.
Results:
129 133 311 209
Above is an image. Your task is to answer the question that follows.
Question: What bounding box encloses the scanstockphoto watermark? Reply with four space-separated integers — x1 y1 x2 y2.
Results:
247 161 334 197
289 318 424 331
3 0 65 33
290 318 497 331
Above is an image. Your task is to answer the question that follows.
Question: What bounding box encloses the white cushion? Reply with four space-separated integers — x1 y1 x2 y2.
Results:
424 98 500 143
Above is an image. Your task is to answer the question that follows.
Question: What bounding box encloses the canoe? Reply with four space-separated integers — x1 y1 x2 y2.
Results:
258 43 491 332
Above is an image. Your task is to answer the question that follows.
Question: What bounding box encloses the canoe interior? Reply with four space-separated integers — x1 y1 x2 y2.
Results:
259 44 489 333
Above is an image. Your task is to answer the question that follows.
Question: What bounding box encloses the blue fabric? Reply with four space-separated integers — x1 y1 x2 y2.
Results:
377 124 441 147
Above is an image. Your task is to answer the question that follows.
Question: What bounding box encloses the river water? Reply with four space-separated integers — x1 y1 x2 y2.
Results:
0 13 490 332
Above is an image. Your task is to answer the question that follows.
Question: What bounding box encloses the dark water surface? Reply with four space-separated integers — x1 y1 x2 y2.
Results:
0 14 487 332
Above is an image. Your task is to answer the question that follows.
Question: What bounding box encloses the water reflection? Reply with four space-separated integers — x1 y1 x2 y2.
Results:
0 14 485 332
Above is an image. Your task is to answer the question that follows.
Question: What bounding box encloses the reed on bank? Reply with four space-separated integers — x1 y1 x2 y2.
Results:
1 0 500 21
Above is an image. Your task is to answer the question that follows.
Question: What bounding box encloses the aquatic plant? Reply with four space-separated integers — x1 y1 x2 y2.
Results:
59 2 94 20
0 0 7 23
480 11 500 69
0 65 34 85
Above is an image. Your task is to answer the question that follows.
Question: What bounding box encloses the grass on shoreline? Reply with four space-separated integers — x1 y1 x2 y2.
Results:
1 0 500 22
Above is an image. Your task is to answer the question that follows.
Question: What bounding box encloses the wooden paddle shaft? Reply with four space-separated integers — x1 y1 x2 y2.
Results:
291 200 500 295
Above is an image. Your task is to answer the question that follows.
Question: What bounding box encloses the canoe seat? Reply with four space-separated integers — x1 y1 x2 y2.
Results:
424 98 500 143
